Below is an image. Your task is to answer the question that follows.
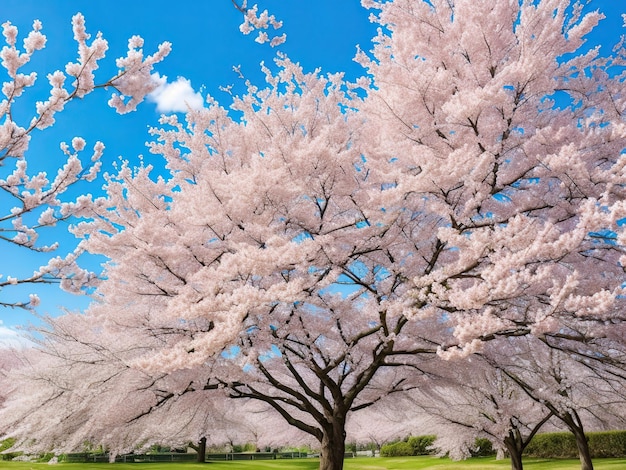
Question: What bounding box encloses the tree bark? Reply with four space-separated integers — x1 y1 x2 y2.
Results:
503 435 524 470
561 411 593 470
197 436 207 463
318 419 346 470
573 431 594 470
570 425 593 470
507 448 524 470
502 411 553 470
189 437 207 463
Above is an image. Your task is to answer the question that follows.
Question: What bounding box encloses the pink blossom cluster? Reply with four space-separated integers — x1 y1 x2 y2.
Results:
236 1 286 47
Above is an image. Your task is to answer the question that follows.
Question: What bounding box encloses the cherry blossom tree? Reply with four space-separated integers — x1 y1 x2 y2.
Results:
353 2 626 462
62 54 444 470
407 354 554 470
0 13 170 310
489 335 626 470
228 401 316 452
4 1 626 470
0 312 244 462
0 312 321 461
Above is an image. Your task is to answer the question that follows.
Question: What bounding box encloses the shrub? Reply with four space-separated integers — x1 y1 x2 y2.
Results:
380 435 437 457
37 452 56 462
471 438 495 457
407 435 437 455
380 441 413 457
0 439 14 452
0 438 22 461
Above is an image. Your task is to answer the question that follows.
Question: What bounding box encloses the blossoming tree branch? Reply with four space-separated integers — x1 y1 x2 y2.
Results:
0 13 170 309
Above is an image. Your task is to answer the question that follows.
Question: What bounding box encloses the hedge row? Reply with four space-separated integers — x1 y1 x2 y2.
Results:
524 430 626 459
380 431 626 459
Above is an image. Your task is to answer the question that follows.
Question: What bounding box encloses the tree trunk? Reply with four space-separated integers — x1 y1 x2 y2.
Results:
571 426 593 470
197 437 207 463
560 411 593 470
504 431 524 470
189 437 207 463
504 443 524 470
501 410 552 470
508 448 524 470
318 419 346 470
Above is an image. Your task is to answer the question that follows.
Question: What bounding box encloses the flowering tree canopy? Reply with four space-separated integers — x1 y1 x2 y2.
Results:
407 354 554 468
3 1 626 470
0 313 280 462
358 0 626 357
486 335 626 470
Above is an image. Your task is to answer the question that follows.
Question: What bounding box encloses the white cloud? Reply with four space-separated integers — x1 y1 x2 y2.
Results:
148 73 204 113
0 322 30 349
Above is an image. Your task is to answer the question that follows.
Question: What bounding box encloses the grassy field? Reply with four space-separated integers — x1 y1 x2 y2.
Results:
2 456 626 470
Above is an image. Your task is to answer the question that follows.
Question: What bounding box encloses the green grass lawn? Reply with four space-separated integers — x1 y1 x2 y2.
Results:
2 456 626 470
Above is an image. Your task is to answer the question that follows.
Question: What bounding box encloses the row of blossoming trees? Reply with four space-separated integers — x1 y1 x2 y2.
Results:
1 1 626 470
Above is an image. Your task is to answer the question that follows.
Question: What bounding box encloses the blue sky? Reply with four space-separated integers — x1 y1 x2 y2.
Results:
0 0 624 343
